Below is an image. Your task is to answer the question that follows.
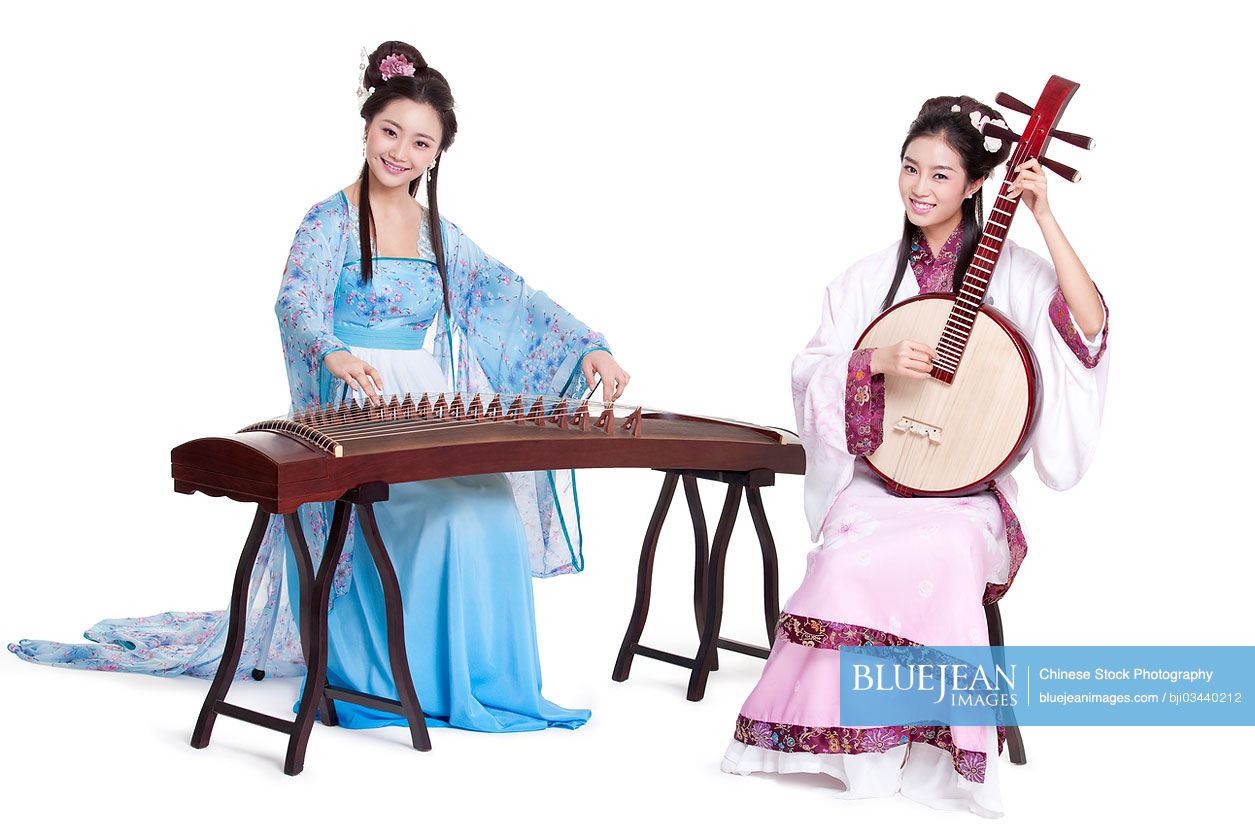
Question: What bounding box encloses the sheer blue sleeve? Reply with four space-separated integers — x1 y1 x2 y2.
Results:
275 199 351 410
442 220 610 399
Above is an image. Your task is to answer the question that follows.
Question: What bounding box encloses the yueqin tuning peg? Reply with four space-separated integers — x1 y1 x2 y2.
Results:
1050 128 1096 151
995 90 1096 150
1039 157 1082 183
995 92 1035 116
982 112 1083 182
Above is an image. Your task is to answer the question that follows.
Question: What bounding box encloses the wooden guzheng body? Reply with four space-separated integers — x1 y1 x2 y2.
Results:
173 392 803 511
174 391 805 775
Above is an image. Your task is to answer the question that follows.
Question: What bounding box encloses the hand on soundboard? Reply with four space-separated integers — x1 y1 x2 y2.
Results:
324 350 384 406
871 340 935 380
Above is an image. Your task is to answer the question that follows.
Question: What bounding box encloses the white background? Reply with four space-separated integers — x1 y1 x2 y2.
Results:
2 0 1250 831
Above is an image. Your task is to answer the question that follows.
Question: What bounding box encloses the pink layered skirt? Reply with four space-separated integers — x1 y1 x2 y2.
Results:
722 460 1015 818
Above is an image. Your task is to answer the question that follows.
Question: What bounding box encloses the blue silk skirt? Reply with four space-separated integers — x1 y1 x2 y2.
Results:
286 342 589 732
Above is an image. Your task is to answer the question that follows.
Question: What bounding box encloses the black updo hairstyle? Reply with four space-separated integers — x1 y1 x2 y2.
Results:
879 95 1013 311
356 41 459 301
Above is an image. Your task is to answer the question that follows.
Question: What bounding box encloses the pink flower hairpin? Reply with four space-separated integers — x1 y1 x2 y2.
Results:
379 53 417 81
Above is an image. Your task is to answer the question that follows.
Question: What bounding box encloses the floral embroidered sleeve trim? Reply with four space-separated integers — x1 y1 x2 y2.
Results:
845 348 885 456
982 484 1027 606
734 714 1004 784
1048 286 1109 368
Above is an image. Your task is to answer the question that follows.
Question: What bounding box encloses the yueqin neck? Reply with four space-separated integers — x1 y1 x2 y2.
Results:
929 173 1023 384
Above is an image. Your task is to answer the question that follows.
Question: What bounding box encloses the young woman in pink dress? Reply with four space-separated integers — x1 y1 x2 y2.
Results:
720 95 1110 818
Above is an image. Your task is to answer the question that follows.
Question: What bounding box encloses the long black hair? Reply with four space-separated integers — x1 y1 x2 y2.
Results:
879 95 1013 312
356 41 459 311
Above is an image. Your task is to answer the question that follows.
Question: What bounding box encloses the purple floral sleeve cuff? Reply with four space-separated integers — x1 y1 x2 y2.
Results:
1048 286 1109 369
845 348 886 456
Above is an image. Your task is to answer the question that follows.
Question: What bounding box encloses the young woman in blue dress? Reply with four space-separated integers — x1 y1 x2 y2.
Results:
276 39 632 733
12 40 630 737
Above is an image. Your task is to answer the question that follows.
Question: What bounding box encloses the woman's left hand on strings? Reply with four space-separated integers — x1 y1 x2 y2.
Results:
1006 157 1053 221
583 350 631 403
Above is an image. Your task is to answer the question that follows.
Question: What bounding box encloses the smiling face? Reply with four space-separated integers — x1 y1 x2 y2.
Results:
899 134 983 237
363 98 444 188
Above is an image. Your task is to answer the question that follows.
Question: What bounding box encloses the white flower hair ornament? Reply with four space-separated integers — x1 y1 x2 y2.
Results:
982 120 1009 153
967 108 1010 154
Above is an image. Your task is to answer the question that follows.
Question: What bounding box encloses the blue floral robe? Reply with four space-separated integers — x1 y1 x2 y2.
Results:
10 191 610 733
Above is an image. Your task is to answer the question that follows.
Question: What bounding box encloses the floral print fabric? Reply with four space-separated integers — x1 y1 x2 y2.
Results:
10 191 609 681
909 224 964 294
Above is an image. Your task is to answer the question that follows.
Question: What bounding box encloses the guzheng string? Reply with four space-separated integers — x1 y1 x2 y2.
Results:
305 370 605 439
295 393 636 442
298 393 605 434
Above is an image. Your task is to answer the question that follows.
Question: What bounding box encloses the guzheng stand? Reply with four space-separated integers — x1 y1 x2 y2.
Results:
190 483 430 776
174 394 806 774
612 468 781 701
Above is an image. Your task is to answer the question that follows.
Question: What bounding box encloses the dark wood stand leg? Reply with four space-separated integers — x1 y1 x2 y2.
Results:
611 473 679 682
684 477 711 663
985 600 1026 765
687 483 742 701
745 486 781 645
284 501 351 775
191 507 271 750
612 469 782 700
353 501 431 752
191 482 432 775
284 513 338 727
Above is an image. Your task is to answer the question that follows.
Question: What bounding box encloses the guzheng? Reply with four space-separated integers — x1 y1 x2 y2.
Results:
855 74 1093 496
172 391 804 511
175 390 804 775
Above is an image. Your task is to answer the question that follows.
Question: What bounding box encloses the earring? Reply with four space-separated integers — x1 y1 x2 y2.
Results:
362 135 367 157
